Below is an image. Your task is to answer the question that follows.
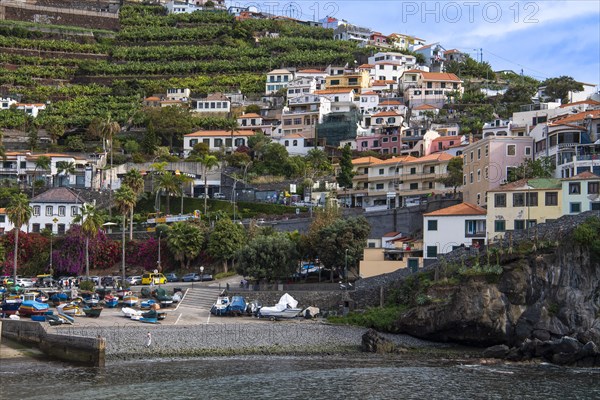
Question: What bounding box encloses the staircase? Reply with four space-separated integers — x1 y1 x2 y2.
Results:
179 287 222 310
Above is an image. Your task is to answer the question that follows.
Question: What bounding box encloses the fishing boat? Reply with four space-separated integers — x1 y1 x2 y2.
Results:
57 302 85 316
46 314 73 326
140 299 157 310
139 309 159 324
81 291 100 306
49 292 69 306
18 300 50 317
121 307 142 319
210 296 230 316
122 292 139 307
34 291 49 303
104 294 119 308
228 296 247 316
153 287 173 307
82 305 103 318
1 294 24 315
257 293 302 320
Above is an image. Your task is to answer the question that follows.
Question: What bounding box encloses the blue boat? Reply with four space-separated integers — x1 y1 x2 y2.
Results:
140 299 157 310
227 296 247 315
104 294 118 308
49 292 69 305
210 296 230 316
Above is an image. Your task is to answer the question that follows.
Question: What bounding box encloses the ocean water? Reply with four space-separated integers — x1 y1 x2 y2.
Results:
1 354 599 399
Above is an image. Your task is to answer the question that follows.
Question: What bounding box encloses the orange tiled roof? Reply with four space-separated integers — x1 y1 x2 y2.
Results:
413 104 439 110
145 96 160 101
562 171 600 180
551 109 600 124
358 64 374 69
431 135 462 143
352 156 382 165
372 111 401 117
379 100 403 105
185 130 255 137
421 72 461 82
239 113 262 118
406 152 454 163
0 208 6 214
372 80 397 85
361 91 378 96
559 99 600 108
423 202 486 217
376 156 417 166
297 69 325 73
315 88 354 94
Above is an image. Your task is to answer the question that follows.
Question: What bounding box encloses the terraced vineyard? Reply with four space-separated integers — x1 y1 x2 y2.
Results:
0 4 367 129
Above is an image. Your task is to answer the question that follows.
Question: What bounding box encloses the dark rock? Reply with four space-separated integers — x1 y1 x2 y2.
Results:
520 338 541 358
506 347 524 361
551 336 583 354
552 352 578 365
361 329 396 354
580 341 598 358
482 344 509 359
532 329 551 342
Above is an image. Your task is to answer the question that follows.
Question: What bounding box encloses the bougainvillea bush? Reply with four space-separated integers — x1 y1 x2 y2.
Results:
52 225 119 275
1 231 49 277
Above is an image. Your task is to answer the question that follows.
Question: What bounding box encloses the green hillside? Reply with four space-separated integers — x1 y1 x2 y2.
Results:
0 5 367 130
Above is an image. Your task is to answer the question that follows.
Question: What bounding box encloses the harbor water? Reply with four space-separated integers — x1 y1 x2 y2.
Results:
1 354 599 399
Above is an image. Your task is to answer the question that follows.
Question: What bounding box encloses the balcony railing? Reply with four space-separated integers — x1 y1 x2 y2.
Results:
465 231 486 238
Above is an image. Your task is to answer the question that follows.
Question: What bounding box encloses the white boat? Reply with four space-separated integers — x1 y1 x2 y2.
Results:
121 307 142 319
210 296 230 316
257 293 301 320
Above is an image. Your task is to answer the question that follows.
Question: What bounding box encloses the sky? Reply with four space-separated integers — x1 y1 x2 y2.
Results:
227 0 600 87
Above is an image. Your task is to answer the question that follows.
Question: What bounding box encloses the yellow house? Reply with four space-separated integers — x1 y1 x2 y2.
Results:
325 69 370 91
360 234 422 278
486 178 562 241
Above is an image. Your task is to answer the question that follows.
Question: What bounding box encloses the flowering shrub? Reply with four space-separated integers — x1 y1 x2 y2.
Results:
1 231 49 276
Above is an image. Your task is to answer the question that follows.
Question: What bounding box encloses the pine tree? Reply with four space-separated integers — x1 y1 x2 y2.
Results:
142 121 158 154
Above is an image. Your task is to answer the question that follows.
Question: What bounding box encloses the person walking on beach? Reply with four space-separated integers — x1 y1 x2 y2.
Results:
145 332 152 348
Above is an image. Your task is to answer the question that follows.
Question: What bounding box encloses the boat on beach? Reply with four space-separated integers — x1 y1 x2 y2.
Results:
83 305 103 318
123 292 139 307
257 293 302 320
228 296 247 316
210 296 230 316
104 294 119 308
18 300 50 317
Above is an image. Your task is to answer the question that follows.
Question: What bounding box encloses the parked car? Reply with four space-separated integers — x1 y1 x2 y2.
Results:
213 193 226 200
101 276 116 287
199 273 214 281
90 276 101 285
182 273 200 282
16 278 35 288
197 193 210 199
165 273 178 282
126 275 142 285
141 272 167 285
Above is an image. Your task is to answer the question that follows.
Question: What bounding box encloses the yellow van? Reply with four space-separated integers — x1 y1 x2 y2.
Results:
141 272 167 285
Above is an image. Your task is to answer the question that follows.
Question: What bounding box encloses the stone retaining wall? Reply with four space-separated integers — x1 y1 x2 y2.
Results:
1 319 105 366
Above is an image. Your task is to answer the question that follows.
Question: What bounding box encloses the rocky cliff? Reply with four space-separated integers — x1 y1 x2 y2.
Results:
394 242 600 349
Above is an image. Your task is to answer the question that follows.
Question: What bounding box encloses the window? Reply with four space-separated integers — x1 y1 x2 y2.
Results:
410 183 418 190
485 167 489 179
470 151 474 162
477 169 481 182
545 192 558 206
513 193 525 207
410 167 416 175
20 161 26 169
588 182 599 194
494 220 506 232
57 224 66 235
293 118 302 125
33 206 40 216
293 140 298 146
569 182 581 194
375 183 384 190
526 192 538 207
477 148 481 160
190 139 198 146
284 140 289 146
514 219 525 230
570 202 581 213
330 79 340 86
225 138 232 147
428 220 438 231
214 138 223 147
485 145 489 157
591 202 600 211
71 206 79 216
495 193 506 207
58 206 65 216
525 147 531 156
470 172 473 183
378 168 384 175
46 206 53 216
426 246 437 258
507 145 516 156
32 223 40 233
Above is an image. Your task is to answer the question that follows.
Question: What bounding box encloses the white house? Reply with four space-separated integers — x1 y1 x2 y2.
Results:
166 88 190 101
183 129 255 155
368 51 417 68
1 97 17 110
423 202 487 259
400 70 463 108
562 171 600 214
190 93 231 113
266 69 294 95
274 133 321 155
237 113 263 128
286 77 317 99
0 208 15 235
295 69 327 90
28 187 87 235
15 103 46 118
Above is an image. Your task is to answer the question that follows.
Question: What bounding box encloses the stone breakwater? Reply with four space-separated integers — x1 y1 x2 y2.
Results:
48 322 445 361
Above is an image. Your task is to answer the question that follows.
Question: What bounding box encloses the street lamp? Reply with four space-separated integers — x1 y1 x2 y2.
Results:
344 248 349 283
200 266 204 283
157 231 162 271
49 217 58 273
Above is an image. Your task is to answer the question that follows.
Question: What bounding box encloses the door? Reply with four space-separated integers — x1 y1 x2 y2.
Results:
408 258 419 273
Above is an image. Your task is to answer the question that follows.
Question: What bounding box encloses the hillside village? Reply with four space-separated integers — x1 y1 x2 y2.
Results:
1 1 599 279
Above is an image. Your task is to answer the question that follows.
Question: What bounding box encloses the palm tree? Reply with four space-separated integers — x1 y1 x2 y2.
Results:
55 161 75 187
0 128 6 161
176 174 193 215
100 115 121 218
32 155 51 198
121 169 145 239
115 185 136 282
198 154 219 216
155 171 181 215
6 193 32 282
74 203 103 278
